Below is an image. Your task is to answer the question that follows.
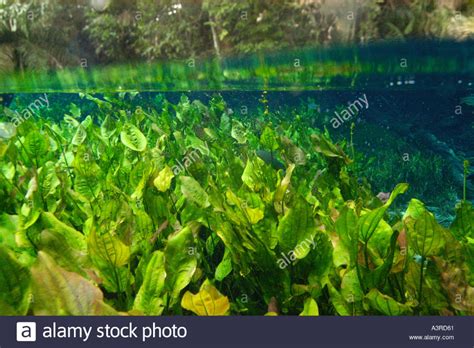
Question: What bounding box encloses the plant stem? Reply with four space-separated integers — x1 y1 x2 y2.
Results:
363 242 369 269
0 169 22 194
350 122 355 161
355 261 365 292
393 274 406 302
417 256 425 314
48 127 74 182
168 192 177 213
463 160 469 201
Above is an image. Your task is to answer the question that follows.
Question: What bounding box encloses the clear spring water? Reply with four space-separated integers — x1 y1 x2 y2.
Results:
1 40 473 223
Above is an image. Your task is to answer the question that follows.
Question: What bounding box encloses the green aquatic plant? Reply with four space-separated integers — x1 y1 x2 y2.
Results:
0 94 472 316
350 122 355 162
464 160 470 201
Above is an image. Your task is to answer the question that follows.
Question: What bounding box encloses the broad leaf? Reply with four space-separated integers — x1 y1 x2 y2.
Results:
366 289 411 315
181 279 230 315
24 131 49 161
134 251 167 315
328 282 350 316
40 212 87 253
274 163 295 213
450 201 473 240
164 225 197 305
405 210 445 257
88 226 130 267
215 248 232 281
120 123 147 152
277 199 316 259
154 165 174 192
31 252 117 315
180 176 210 208
358 183 408 242
0 247 31 315
299 297 319 316
231 119 247 144
71 125 87 145
260 126 279 152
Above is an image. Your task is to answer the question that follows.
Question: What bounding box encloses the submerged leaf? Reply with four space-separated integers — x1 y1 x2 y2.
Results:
366 289 411 315
299 297 319 316
180 176 210 208
25 131 49 160
231 119 247 144
165 225 197 305
358 183 408 242
154 165 174 192
72 125 87 145
311 133 347 161
120 123 147 152
450 201 473 240
31 252 117 315
181 279 230 315
88 226 130 267
215 248 232 281
260 126 279 152
0 247 31 315
405 210 445 257
277 199 316 259
328 282 350 316
134 251 167 315
40 212 87 253
274 163 295 213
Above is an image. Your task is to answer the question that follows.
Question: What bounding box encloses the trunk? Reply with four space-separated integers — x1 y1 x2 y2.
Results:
209 16 221 58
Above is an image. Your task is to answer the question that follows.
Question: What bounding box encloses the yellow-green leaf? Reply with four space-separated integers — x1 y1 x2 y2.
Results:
88 226 130 267
274 163 295 213
245 206 264 224
40 212 86 253
181 279 230 316
366 289 412 315
31 252 117 315
405 210 445 257
180 176 209 208
300 297 319 316
358 183 408 242
120 123 147 152
134 251 167 315
231 119 247 144
154 166 174 192
277 199 316 259
165 225 197 305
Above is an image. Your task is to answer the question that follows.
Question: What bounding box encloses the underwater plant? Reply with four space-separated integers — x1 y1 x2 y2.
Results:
0 94 472 316
464 160 470 202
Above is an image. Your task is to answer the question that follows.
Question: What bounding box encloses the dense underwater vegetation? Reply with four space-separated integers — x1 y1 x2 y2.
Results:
0 0 473 318
0 92 472 316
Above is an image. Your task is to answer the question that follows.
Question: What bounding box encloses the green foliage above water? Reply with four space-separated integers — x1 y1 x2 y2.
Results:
0 94 472 316
0 0 473 73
